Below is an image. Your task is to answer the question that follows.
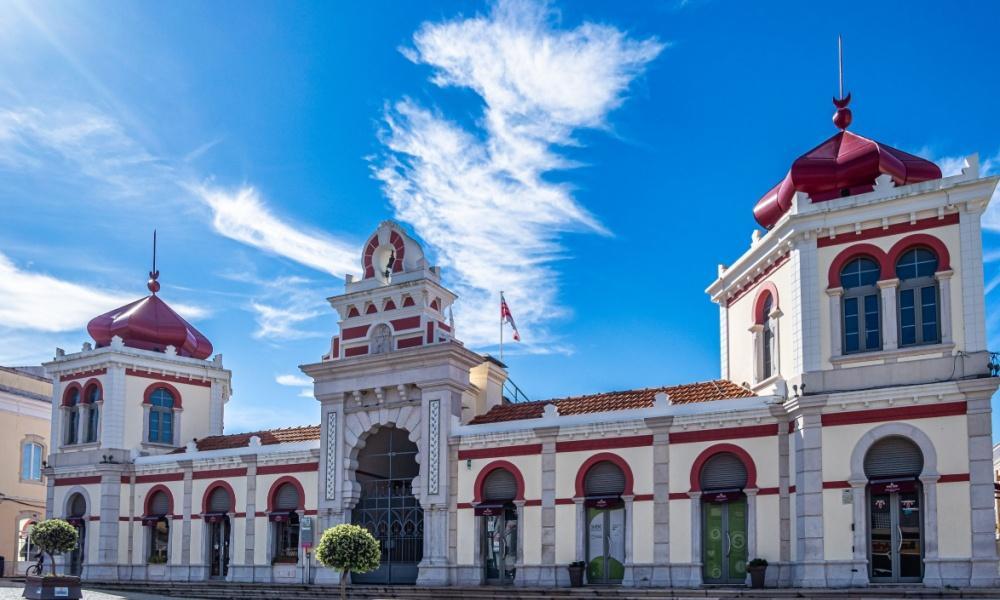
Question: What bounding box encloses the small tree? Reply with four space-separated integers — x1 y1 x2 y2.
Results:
29 519 79 577
315 524 380 600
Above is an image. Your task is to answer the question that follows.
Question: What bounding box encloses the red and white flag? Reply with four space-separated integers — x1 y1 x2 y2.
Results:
500 293 520 342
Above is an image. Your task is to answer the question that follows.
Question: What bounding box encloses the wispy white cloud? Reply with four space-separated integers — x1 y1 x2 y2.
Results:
219 272 330 341
374 0 662 349
276 374 311 387
0 251 207 333
194 185 360 279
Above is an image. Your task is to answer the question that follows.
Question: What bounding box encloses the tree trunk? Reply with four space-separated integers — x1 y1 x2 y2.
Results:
340 569 348 600
48 552 56 576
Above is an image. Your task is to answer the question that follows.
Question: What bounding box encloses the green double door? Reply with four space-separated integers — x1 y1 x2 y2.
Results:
702 497 748 584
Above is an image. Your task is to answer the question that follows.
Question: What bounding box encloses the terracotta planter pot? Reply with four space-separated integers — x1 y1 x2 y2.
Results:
22 575 83 600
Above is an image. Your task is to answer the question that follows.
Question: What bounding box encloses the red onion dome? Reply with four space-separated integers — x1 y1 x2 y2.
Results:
87 293 213 360
753 95 942 229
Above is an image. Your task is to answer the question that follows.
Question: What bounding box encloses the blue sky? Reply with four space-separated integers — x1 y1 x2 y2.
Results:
2 0 1000 435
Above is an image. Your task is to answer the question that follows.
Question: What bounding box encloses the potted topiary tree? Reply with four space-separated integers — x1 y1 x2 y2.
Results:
315 524 381 600
747 557 768 589
23 519 81 600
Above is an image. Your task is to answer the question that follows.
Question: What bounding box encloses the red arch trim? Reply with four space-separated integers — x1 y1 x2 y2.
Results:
142 381 183 408
82 379 103 403
473 460 526 503
689 443 758 492
886 233 951 273
62 383 83 406
574 452 635 498
751 282 779 324
266 476 306 512
144 484 175 516
827 243 891 288
201 481 236 514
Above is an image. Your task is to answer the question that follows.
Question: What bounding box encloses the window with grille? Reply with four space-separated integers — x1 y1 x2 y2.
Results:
864 436 923 480
584 461 626 498
482 468 518 502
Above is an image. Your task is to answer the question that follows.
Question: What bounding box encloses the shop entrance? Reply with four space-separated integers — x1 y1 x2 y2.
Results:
865 436 924 583
582 461 626 584
699 452 748 585
478 467 518 584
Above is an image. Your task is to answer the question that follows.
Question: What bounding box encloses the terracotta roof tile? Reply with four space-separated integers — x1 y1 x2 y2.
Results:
468 380 754 425
171 425 320 453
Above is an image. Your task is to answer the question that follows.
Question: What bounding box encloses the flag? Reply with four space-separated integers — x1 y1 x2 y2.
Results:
500 293 520 342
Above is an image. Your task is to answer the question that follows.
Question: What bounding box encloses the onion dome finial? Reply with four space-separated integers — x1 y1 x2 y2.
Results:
833 93 852 130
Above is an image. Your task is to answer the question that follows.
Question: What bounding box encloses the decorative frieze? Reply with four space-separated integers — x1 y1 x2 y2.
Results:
326 411 337 500
428 399 440 495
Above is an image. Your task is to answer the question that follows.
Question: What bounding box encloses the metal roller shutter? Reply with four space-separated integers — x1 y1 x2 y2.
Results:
482 469 517 502
149 491 170 515
208 487 232 513
69 494 87 517
864 436 923 479
584 461 626 497
274 483 301 511
700 452 748 491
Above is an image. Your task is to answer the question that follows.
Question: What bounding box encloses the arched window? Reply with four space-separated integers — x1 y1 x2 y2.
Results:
145 490 171 564
64 388 81 445
148 388 175 445
864 436 924 480
840 257 882 353
270 482 301 564
370 323 392 355
896 248 939 347
84 384 100 444
21 440 43 482
761 294 775 380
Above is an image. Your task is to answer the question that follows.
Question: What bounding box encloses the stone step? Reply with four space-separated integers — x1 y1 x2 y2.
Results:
89 582 1000 600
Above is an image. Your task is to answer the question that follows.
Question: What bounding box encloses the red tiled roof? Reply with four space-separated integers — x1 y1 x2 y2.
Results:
171 425 320 453
468 380 755 425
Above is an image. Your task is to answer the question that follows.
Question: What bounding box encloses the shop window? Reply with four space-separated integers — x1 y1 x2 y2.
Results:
270 483 301 564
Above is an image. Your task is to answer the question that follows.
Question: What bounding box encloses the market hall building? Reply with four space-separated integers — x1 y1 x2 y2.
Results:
41 96 1000 588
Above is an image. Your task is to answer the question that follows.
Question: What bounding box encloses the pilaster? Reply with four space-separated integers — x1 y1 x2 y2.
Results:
788 395 826 587
536 425 559 586
877 278 899 351
645 415 672 586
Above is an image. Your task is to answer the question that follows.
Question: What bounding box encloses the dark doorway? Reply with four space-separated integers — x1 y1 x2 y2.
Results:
352 427 423 584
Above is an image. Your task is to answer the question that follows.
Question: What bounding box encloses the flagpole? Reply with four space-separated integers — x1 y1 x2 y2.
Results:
499 290 504 362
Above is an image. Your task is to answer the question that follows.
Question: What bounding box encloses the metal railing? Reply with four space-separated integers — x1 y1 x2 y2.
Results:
503 378 531 404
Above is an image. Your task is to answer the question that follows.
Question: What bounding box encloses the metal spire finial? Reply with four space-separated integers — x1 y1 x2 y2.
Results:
147 230 161 294
832 34 852 130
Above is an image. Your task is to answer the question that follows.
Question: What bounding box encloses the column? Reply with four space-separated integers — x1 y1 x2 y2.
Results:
962 387 998 586
95 466 123 580
537 426 558 586
770 308 783 376
791 398 826 587
746 488 758 563
243 455 257 577
622 494 635 586
573 499 585 562
180 461 193 569
646 416 672 586
919 475 942 586
826 288 843 359
877 278 899 351
935 270 954 344
688 491 702 587
514 500 526 584
848 479 868 586
749 324 763 383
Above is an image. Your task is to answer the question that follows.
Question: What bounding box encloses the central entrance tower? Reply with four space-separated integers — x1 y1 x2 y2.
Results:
301 221 492 585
